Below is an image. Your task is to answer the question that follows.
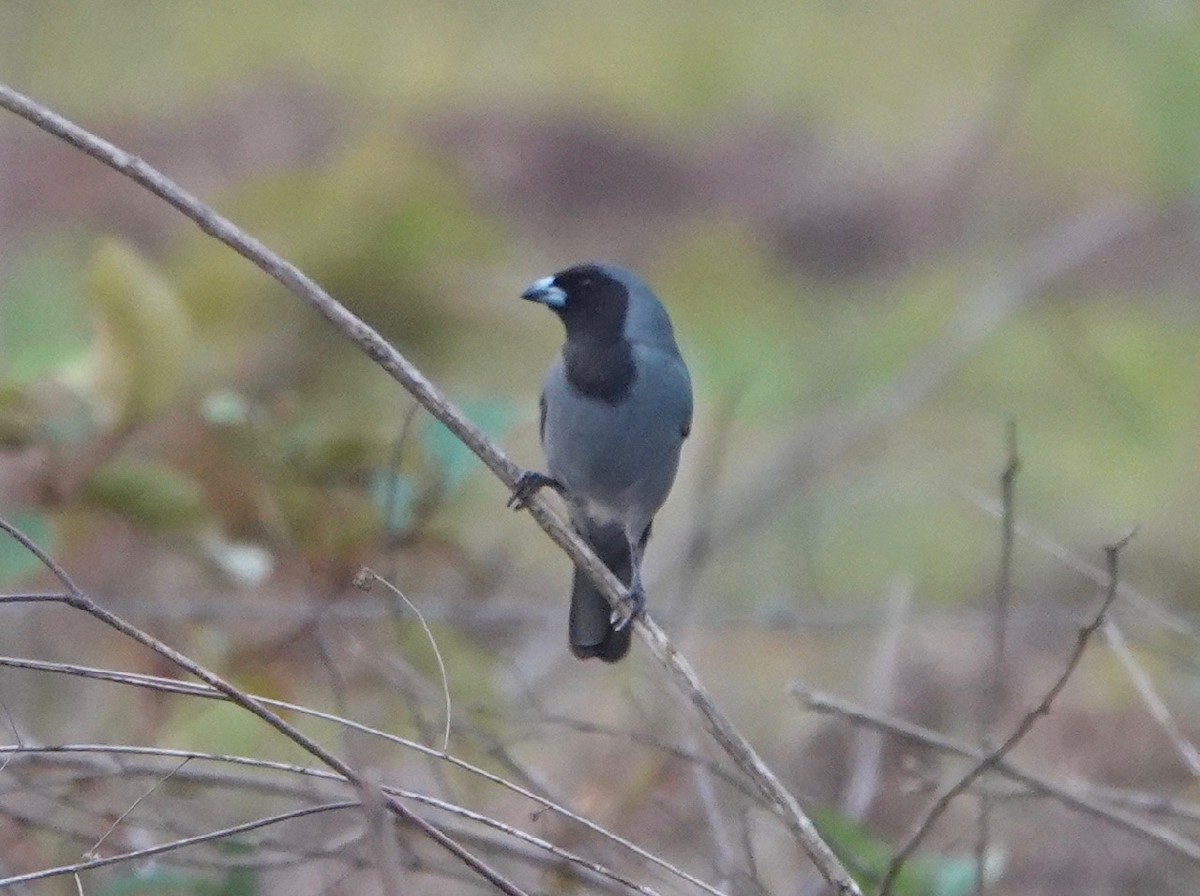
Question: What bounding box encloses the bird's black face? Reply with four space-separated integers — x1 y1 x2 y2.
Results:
523 264 629 343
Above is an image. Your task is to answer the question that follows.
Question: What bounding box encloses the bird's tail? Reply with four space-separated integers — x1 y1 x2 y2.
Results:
569 520 632 662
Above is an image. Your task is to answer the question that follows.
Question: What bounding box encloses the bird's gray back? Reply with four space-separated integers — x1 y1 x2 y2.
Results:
619 273 681 355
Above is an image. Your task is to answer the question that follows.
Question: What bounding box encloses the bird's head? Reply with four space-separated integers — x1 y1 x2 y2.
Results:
522 263 670 346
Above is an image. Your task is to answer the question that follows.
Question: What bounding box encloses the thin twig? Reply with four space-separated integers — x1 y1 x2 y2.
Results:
0 766 649 895
0 747 340 805
0 800 359 888
0 743 686 896
381 400 422 555
0 692 19 775
794 688 1200 864
966 484 1200 777
877 531 1135 894
842 580 912 821
0 518 528 896
356 567 452 754
959 487 1196 640
1071 782 1200 825
0 658 725 896
0 80 859 895
990 420 1019 717
306 613 409 896
686 729 739 890
1101 618 1200 777
86 755 193 859
976 420 1018 896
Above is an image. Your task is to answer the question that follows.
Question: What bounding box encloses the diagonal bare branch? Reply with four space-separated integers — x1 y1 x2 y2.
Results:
0 519 529 896
0 80 860 895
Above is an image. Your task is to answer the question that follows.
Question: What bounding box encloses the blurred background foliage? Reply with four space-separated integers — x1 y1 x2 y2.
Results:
3 0 1200 893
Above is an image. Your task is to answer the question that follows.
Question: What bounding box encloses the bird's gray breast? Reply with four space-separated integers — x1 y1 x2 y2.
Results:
541 343 691 532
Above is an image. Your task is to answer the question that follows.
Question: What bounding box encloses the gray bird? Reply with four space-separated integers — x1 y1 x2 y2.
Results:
510 263 692 661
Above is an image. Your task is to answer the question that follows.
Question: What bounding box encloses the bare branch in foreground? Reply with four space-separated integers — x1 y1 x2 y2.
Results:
0 742 696 896
877 531 1134 894
0 81 860 895
0 752 652 895
0 659 725 893
0 799 359 889
0 519 528 896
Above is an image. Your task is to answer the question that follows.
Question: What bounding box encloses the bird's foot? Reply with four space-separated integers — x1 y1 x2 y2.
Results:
507 470 564 510
610 583 645 631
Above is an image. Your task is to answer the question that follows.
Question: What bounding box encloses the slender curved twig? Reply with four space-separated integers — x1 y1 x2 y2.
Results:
0 519 527 896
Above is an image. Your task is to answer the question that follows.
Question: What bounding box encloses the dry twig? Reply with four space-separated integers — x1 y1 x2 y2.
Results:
0 519 528 896
876 531 1134 894
975 420 1019 894
0 658 724 893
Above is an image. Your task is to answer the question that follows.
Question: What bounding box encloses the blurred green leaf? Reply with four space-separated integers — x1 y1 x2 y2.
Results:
0 238 89 385
173 135 502 365
0 383 38 447
0 508 54 584
97 847 259 896
83 458 209 534
99 870 217 896
87 240 194 430
812 806 1000 896
1117 7 1200 194
370 469 418 535
932 855 1003 896
276 482 380 562
212 842 260 896
422 398 517 493
165 698 298 763
281 419 380 481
